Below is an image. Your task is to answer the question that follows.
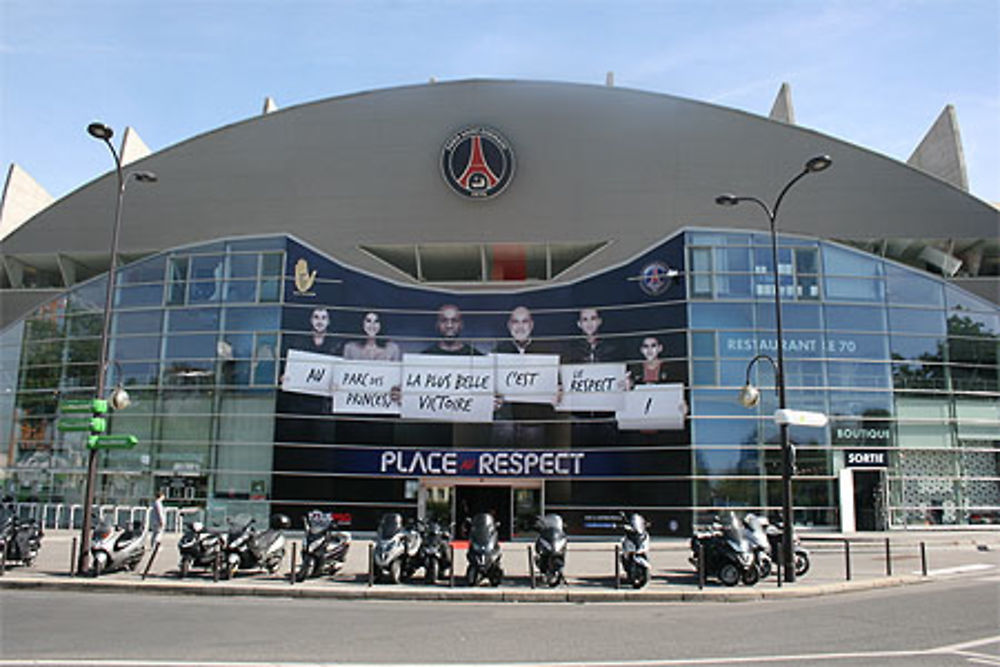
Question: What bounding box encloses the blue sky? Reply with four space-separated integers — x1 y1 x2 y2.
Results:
1 0 998 203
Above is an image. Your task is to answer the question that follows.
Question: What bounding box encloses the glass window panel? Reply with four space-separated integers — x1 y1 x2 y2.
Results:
261 253 283 277
189 280 222 303
692 389 746 416
887 265 945 307
950 365 998 392
824 333 889 359
948 337 996 364
889 307 945 335
252 333 277 385
690 304 753 329
162 360 214 385
117 284 163 308
892 362 948 390
690 248 712 272
485 243 547 281
167 257 189 306
784 360 825 387
824 277 885 302
945 285 998 314
795 248 818 274
188 255 224 303
111 362 159 387
164 334 217 359
826 361 892 388
224 306 279 332
692 419 760 446
418 244 481 281
796 275 821 300
694 448 764 476
691 332 715 358
890 334 945 361
825 304 887 332
720 360 755 387
715 247 750 272
119 256 165 284
690 273 713 298
755 303 822 330
895 396 952 448
828 391 893 419
224 278 257 303
823 244 883 277
688 232 749 246
955 399 1000 440
228 238 284 252
228 254 259 278
948 312 999 337
692 360 716 386
259 277 280 302
714 273 751 298
115 311 163 336
752 246 792 275
67 313 101 337
112 335 161 361
168 308 220 332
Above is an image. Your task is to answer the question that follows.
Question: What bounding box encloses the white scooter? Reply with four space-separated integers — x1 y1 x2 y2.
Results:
90 517 146 576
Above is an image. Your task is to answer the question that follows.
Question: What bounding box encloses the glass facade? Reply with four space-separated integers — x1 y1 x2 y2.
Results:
2 231 997 533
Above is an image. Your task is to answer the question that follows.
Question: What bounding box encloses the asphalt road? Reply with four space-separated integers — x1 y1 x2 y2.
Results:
2 570 998 665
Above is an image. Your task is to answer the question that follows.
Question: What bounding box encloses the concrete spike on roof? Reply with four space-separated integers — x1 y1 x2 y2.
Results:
0 163 54 241
262 97 278 114
120 126 151 166
908 105 969 191
769 82 795 124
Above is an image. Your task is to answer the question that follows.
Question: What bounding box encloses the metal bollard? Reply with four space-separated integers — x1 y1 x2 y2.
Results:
527 545 535 589
697 541 705 590
289 542 297 586
71 537 78 576
141 543 160 580
449 543 455 588
920 541 928 576
368 543 374 587
776 543 782 588
844 539 852 581
884 537 892 576
614 544 621 590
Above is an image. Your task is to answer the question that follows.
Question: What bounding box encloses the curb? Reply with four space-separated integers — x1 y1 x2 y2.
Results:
0 572 930 603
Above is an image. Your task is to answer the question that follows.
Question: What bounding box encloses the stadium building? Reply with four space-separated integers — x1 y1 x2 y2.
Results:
1 80 997 536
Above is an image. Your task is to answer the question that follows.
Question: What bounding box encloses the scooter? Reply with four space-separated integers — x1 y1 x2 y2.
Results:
89 517 146 577
415 518 452 584
0 501 42 567
372 512 421 584
743 513 773 578
764 518 811 578
177 520 224 578
465 513 503 587
619 512 651 589
296 510 351 581
533 514 567 587
222 513 289 579
689 512 758 586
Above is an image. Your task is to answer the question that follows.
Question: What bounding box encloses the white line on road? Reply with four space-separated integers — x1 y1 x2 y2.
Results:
911 563 996 576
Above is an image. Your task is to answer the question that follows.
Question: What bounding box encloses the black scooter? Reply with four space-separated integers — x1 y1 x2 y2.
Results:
465 513 503 587
296 510 351 581
0 501 42 567
177 520 224 578
689 513 759 586
415 518 452 584
222 513 289 579
533 514 567 587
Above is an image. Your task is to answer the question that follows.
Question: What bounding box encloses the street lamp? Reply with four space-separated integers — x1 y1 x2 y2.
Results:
715 154 831 583
78 122 157 574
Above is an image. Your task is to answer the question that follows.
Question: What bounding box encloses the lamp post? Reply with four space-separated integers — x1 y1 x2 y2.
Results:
77 122 157 574
715 154 831 583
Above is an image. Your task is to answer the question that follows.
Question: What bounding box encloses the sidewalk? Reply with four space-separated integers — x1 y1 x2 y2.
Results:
1 529 997 603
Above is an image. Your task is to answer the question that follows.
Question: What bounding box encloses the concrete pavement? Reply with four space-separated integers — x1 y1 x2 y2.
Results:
1 528 997 602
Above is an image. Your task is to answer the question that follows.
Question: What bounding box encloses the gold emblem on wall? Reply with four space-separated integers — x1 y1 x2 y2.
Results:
293 258 317 296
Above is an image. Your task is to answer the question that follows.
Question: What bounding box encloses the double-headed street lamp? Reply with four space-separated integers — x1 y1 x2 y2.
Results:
715 154 831 583
77 122 157 574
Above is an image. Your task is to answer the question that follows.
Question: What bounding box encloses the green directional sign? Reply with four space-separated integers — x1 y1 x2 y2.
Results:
88 434 139 449
62 399 106 414
57 417 107 433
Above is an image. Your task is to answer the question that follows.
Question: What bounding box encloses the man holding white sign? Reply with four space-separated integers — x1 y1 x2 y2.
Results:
492 306 562 447
560 308 625 446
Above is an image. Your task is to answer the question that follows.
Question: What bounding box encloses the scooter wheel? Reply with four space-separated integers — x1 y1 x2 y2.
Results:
545 570 561 588
389 559 402 584
465 566 480 587
795 551 810 577
632 567 649 589
757 555 773 579
489 568 502 587
718 563 740 587
179 557 191 579
425 559 438 585
741 566 760 586
296 557 314 582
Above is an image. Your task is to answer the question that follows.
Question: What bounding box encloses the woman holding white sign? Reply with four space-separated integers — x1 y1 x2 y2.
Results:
343 311 402 361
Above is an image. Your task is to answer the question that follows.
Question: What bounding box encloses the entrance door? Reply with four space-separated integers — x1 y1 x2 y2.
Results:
455 486 512 541
854 470 887 531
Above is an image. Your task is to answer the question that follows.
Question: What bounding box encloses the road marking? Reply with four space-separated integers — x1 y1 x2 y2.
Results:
3 635 1000 667
911 563 996 576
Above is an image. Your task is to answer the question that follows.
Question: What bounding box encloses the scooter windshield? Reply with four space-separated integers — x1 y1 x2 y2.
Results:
469 514 496 543
377 513 403 540
628 514 646 535
306 511 331 534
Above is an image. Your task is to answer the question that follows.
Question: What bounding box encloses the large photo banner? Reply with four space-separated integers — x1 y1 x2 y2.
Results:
332 359 401 415
281 350 336 396
399 354 496 422
493 353 560 405
556 363 628 412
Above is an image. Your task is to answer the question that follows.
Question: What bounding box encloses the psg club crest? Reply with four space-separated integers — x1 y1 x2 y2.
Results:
638 261 679 296
441 127 514 199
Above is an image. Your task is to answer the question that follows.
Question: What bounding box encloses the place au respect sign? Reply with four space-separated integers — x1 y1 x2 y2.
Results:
281 352 685 430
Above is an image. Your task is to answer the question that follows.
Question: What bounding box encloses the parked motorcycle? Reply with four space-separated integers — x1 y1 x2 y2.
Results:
177 520 224 578
764 518 811 578
415 518 452 584
743 513 773 578
222 513 289 579
465 513 503 587
372 512 421 584
296 510 351 581
0 500 43 567
619 512 651 589
689 512 759 586
90 517 146 577
533 514 567 587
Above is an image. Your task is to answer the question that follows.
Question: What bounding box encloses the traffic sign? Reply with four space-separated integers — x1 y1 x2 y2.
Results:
88 434 139 449
57 417 107 433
